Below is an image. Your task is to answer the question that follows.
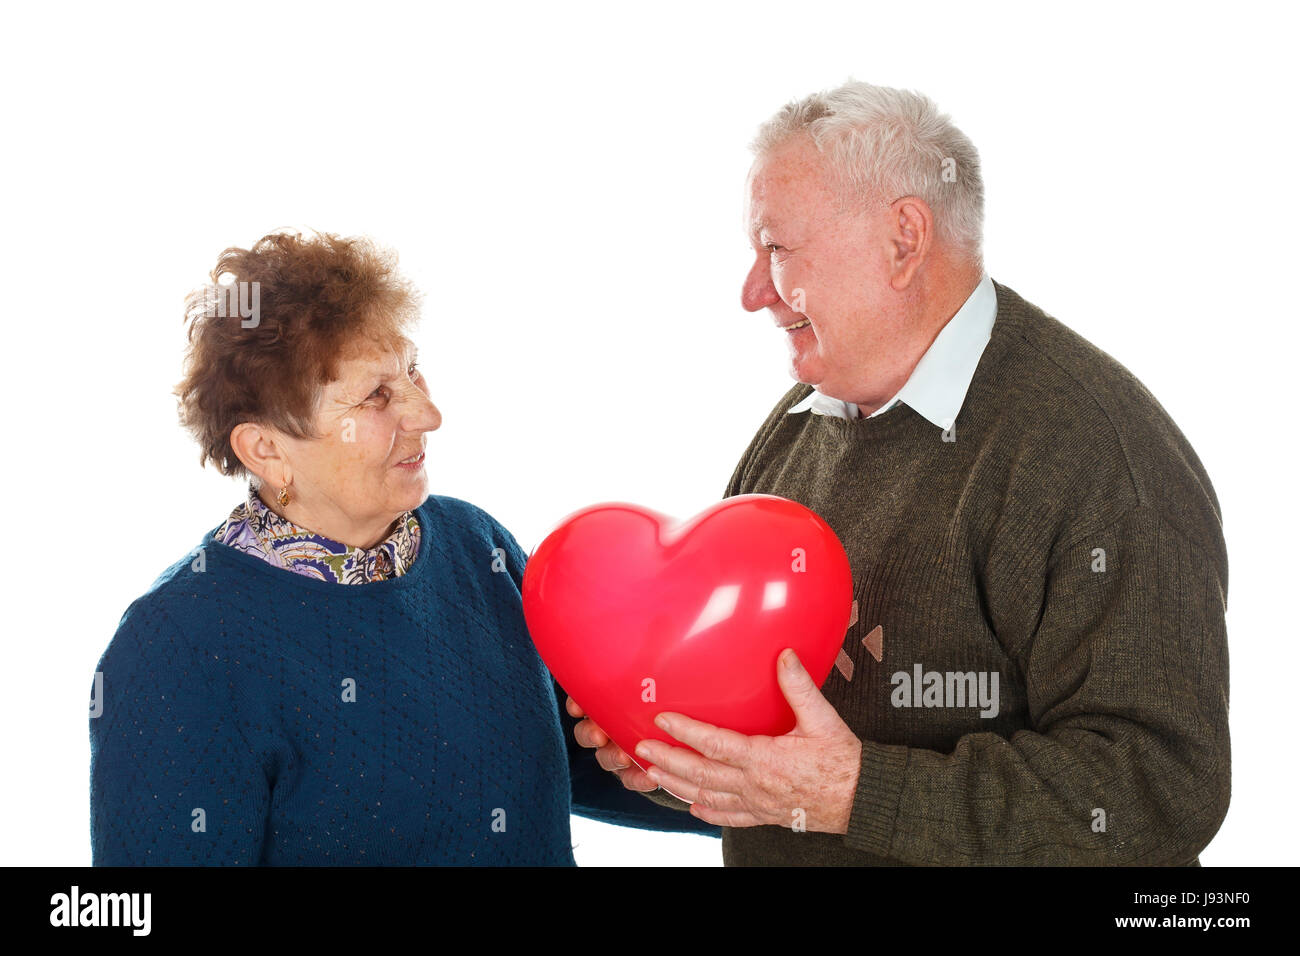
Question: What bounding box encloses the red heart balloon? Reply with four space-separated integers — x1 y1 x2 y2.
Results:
522 494 853 780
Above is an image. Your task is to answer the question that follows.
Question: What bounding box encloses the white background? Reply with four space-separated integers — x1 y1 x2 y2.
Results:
1 0 1294 866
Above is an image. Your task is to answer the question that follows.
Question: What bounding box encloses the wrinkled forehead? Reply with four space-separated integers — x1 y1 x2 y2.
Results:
743 163 783 237
744 139 842 234
330 334 417 386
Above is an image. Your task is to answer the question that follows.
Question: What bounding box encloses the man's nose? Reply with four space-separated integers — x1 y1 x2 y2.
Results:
741 254 781 313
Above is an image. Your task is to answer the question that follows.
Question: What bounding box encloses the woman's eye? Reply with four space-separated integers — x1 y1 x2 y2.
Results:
766 243 783 254
408 363 420 379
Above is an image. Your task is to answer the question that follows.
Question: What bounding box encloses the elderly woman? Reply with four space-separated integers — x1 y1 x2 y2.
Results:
89 230 716 864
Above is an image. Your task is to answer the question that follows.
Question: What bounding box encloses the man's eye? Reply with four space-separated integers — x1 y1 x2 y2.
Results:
766 243 783 254
408 362 421 379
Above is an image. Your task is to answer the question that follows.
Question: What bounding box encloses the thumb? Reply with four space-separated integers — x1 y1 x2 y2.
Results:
777 648 839 735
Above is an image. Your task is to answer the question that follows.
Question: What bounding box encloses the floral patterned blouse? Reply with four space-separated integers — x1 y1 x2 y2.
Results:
213 482 421 584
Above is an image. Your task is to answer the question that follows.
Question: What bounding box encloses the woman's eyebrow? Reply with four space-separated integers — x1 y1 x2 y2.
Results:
367 348 419 384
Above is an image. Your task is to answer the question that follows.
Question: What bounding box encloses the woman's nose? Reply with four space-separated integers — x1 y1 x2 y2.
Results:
405 391 442 432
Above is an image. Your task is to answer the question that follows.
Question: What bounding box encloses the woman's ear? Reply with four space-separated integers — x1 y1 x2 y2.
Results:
230 421 291 489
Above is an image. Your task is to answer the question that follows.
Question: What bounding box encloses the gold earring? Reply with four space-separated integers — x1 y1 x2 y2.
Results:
277 486 291 507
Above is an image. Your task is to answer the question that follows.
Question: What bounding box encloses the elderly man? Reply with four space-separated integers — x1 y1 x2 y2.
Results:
570 80 1230 865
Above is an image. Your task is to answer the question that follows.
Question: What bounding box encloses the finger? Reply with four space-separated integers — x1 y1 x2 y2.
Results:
637 740 745 797
613 765 658 792
688 802 761 828
777 648 839 734
653 712 753 767
574 718 609 750
642 766 706 805
646 767 747 815
595 743 632 773
565 696 585 719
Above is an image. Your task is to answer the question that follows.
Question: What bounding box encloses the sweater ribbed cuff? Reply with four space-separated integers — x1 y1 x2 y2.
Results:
844 741 908 856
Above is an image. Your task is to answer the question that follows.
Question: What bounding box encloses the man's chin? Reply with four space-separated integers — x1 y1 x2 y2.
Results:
787 357 823 387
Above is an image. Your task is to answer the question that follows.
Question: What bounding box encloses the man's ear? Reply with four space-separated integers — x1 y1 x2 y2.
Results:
888 196 935 290
230 421 291 488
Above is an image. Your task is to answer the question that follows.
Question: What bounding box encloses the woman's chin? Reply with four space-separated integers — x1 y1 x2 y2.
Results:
389 474 429 511
404 483 429 510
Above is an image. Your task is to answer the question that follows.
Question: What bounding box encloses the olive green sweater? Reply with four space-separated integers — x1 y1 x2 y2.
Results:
642 280 1230 865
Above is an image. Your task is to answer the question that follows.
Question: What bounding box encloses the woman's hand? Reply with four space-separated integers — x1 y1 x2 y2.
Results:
565 697 658 792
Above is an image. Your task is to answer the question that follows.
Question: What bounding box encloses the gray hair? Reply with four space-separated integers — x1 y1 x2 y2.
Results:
752 81 984 262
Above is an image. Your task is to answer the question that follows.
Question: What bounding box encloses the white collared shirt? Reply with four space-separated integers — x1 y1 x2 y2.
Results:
786 274 997 429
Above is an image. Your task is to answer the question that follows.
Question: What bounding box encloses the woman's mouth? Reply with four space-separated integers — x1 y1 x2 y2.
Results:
395 451 425 469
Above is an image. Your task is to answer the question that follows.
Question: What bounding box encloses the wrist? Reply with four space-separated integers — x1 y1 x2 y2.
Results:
825 737 864 835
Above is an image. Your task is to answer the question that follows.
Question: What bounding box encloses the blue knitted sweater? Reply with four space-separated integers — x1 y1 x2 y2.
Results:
89 494 718 865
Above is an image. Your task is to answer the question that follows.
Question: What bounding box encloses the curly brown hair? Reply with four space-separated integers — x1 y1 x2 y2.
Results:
175 230 421 478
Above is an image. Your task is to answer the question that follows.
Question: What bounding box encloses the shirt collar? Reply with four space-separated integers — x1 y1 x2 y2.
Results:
213 481 421 584
787 273 997 428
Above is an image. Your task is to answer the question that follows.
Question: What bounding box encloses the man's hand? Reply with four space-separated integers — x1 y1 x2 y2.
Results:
566 696 658 793
635 648 863 834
